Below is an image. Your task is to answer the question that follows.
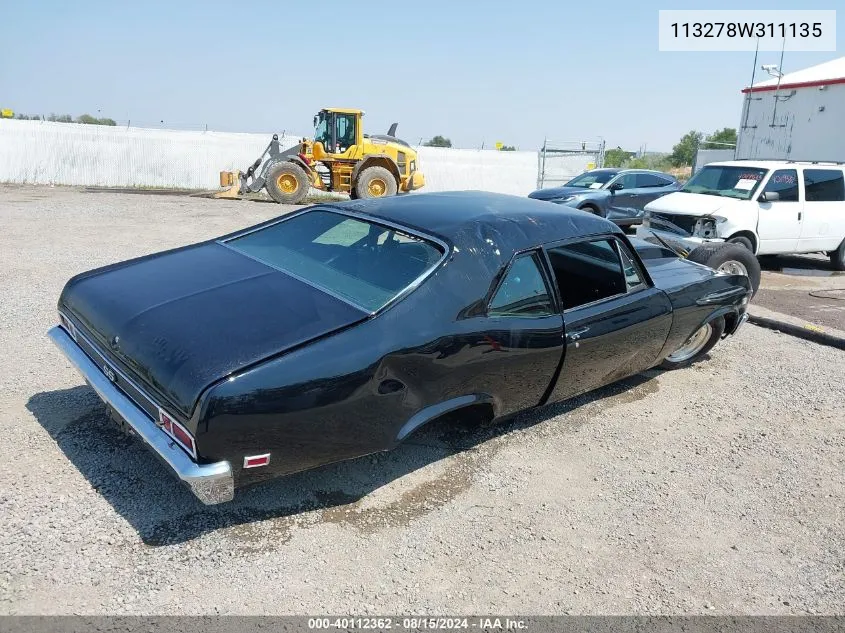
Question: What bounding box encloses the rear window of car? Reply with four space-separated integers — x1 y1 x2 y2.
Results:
224 210 445 312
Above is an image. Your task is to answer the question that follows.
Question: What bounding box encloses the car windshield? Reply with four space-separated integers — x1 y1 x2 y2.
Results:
314 112 330 146
681 166 769 200
224 210 444 312
564 171 617 189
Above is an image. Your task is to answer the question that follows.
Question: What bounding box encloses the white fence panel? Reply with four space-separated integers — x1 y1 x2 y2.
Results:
415 147 539 196
0 120 539 196
0 120 301 189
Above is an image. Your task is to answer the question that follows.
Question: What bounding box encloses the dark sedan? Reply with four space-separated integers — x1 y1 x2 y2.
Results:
529 168 680 227
48 192 750 504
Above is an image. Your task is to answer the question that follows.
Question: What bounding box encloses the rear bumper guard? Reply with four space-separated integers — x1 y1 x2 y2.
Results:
47 326 234 505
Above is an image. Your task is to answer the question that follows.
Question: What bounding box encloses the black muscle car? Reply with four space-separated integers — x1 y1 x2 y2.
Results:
48 191 751 504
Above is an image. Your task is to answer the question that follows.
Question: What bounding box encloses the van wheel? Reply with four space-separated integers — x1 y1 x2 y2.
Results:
830 240 845 271
727 235 754 251
687 242 761 298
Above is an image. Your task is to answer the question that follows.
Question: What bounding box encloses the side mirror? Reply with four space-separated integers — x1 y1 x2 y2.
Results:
609 181 624 191
759 191 780 202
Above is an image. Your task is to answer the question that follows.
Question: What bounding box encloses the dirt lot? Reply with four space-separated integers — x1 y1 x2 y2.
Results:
1 184 843 615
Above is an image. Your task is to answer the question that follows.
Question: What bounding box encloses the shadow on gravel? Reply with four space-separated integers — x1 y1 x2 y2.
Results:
759 253 841 275
27 374 656 546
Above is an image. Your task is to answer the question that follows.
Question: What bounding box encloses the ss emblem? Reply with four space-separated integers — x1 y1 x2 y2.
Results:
103 365 116 383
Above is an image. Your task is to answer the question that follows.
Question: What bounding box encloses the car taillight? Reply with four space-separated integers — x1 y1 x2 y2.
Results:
159 409 196 459
58 313 78 341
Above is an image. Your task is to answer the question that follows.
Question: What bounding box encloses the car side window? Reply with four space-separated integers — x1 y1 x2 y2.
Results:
616 241 646 292
546 239 628 311
635 174 671 188
761 169 799 202
803 169 845 202
488 253 554 317
614 173 638 190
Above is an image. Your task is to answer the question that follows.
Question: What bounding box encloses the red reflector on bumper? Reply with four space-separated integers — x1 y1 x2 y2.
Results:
244 454 271 469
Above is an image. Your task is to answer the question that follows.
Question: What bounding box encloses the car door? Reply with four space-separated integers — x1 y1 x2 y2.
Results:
634 173 676 210
799 168 845 253
472 251 565 417
606 172 641 218
542 236 673 403
755 168 802 254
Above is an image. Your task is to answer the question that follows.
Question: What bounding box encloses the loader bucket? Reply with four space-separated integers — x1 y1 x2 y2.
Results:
213 170 242 199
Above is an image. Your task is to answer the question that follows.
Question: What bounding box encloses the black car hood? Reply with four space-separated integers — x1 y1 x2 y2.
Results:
528 186 597 201
60 242 368 417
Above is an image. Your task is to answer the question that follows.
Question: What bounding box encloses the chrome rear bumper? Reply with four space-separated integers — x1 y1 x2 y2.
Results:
48 326 234 505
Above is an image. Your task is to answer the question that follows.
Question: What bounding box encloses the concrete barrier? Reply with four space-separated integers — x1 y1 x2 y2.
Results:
0 119 540 195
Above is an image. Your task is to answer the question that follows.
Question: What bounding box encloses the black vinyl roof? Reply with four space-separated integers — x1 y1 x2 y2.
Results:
326 191 621 251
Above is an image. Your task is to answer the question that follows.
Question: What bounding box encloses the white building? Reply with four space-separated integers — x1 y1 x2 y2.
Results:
736 56 845 161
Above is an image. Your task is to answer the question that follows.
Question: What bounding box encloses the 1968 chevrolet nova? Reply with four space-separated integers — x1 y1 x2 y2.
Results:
48 192 751 504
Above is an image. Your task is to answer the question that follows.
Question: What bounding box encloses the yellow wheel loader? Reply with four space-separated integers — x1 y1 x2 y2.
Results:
215 108 425 204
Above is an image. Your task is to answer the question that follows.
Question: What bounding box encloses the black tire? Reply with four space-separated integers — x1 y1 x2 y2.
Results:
727 235 754 251
687 242 761 298
659 316 725 370
355 166 398 199
349 189 359 200
830 239 845 271
265 162 310 204
579 203 602 216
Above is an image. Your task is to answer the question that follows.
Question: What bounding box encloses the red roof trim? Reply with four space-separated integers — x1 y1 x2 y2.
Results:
742 76 845 93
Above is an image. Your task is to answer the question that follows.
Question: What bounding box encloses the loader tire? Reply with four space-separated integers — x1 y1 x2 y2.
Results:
265 162 309 204
355 166 397 199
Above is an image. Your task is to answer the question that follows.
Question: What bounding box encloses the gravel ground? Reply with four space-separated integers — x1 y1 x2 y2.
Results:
1 184 844 615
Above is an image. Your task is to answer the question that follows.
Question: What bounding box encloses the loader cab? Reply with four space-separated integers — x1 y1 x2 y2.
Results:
313 109 362 155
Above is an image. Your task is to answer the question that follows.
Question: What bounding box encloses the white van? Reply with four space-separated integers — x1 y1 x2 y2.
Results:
636 160 845 270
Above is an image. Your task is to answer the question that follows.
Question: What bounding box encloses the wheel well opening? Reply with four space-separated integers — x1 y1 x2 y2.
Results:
722 311 738 336
728 231 758 253
404 402 495 441
357 157 400 183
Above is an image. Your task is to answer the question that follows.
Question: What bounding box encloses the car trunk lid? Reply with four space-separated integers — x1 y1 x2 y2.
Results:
60 242 369 418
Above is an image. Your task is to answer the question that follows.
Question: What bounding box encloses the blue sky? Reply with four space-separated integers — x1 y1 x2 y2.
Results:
1 0 841 151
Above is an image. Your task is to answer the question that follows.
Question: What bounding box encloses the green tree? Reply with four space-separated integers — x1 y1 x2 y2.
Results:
669 130 703 167
47 113 73 123
604 147 632 168
702 127 737 149
622 153 673 171
76 114 117 125
499 145 516 151
424 135 452 148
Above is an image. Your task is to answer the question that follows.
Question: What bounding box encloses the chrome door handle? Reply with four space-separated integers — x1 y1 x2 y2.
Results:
566 326 590 341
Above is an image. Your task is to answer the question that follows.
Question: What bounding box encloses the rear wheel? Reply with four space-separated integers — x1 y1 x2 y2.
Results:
355 166 397 199
265 162 310 204
659 316 725 370
687 242 761 297
830 239 845 271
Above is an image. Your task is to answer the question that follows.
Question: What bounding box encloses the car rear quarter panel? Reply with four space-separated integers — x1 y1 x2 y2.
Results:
644 257 750 359
193 237 563 488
